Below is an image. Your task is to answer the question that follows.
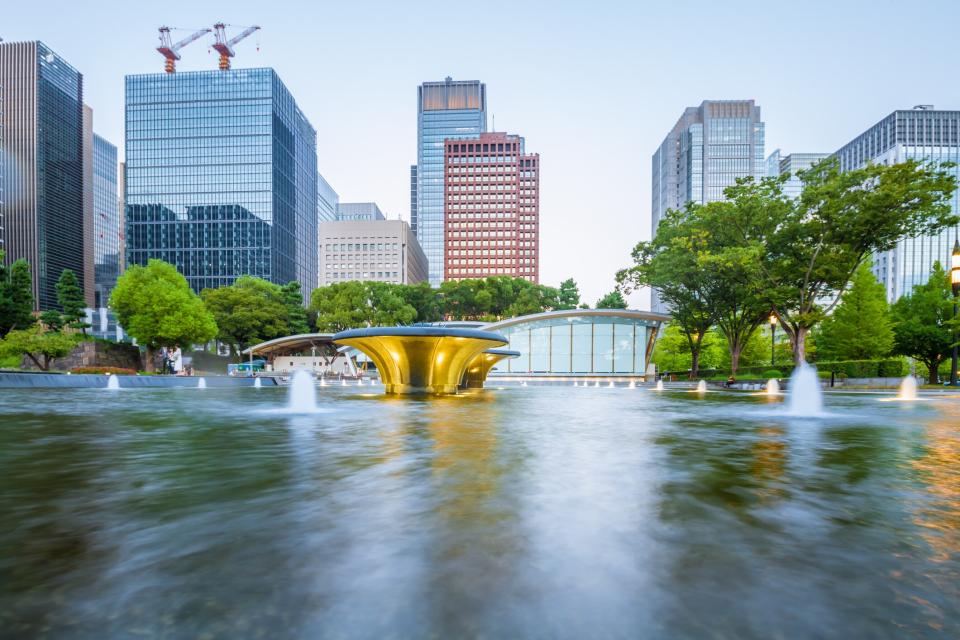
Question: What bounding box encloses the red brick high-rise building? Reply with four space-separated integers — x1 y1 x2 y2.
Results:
443 132 539 282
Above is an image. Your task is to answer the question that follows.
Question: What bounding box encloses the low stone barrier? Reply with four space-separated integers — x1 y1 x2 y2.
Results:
0 372 278 389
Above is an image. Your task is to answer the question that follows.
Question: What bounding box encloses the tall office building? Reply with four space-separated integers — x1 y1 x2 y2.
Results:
337 202 385 221
836 106 960 301
317 173 339 223
415 78 487 285
125 68 318 298
409 165 417 230
82 104 95 306
766 149 829 199
93 134 119 308
443 132 540 282
651 99 765 311
0 41 86 310
319 219 427 286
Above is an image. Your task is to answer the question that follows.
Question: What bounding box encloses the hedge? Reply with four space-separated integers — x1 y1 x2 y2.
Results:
664 358 907 379
71 366 137 376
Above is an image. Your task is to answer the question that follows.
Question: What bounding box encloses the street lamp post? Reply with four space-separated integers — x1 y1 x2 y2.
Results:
769 313 777 368
950 239 960 387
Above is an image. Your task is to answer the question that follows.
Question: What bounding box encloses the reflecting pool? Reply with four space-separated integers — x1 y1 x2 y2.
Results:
1 385 958 638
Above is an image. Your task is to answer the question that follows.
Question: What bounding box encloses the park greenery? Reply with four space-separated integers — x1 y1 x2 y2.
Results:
619 157 959 379
0 250 35 338
110 260 218 371
308 276 585 332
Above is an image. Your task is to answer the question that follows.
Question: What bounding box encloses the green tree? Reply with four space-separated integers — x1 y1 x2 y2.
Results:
398 281 442 323
110 260 218 371
309 281 416 331
39 310 65 332
694 202 770 376
0 324 79 371
595 290 627 309
817 259 894 361
201 276 289 359
280 281 311 335
56 269 89 334
618 204 717 378
0 253 35 337
721 158 956 363
890 262 955 384
651 324 725 375
557 278 581 310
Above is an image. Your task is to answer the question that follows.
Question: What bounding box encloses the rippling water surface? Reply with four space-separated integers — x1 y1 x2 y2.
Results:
1 384 958 639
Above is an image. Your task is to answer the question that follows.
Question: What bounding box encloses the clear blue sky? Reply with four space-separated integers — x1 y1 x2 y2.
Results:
4 0 958 305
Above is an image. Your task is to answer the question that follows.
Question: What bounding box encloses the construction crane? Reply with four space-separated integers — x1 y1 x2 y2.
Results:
156 26 212 73
212 23 261 71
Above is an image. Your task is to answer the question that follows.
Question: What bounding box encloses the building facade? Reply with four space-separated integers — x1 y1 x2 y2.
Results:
0 41 86 310
483 309 669 377
336 202 385 221
124 68 318 297
766 149 829 199
651 99 765 311
319 219 427 286
416 78 487 285
93 134 119 308
443 132 539 282
836 106 960 301
317 173 339 223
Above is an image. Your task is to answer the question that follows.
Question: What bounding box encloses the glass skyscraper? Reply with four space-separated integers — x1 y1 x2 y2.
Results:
766 149 829 199
415 78 486 285
836 106 960 301
650 99 765 311
125 68 318 298
0 41 86 310
317 173 339 223
93 134 119 308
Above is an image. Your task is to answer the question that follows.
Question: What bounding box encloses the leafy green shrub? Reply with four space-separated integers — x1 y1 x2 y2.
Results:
762 369 783 379
71 366 137 376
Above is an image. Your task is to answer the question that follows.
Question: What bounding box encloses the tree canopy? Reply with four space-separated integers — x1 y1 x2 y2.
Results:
817 259 894 361
0 252 35 337
110 260 218 369
56 269 88 333
201 276 291 358
595 290 628 309
0 324 79 371
890 262 956 384
621 157 957 369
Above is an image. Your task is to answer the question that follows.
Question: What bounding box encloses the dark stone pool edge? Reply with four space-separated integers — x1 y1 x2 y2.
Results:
0 372 278 389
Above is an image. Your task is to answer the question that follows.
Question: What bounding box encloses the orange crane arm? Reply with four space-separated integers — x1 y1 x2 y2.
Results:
156 26 212 73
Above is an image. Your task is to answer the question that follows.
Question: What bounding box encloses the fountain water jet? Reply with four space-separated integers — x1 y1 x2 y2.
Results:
253 377 262 389
197 377 207 389
695 380 707 394
785 362 823 416
106 375 120 390
341 378 347 387
897 375 918 401
608 380 615 388
766 378 780 396
288 369 317 412
655 380 664 391
628 380 636 389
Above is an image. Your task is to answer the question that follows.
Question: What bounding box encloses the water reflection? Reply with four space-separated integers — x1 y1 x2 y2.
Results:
0 387 957 637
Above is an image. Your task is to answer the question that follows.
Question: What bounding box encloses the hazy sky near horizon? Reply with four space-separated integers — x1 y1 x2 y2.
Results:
4 0 959 306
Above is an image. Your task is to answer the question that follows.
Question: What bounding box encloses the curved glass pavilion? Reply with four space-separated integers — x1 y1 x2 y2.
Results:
482 309 669 377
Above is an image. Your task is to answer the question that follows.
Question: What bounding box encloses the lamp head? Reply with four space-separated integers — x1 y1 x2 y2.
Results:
953 239 960 289
769 313 777 326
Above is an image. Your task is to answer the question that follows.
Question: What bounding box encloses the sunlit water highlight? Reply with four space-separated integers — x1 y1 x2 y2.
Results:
0 384 957 637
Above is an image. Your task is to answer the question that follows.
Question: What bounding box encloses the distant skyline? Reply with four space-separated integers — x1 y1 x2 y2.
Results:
3 0 959 305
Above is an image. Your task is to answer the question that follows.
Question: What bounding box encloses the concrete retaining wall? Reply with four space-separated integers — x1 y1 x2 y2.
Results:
20 341 143 372
0 372 278 389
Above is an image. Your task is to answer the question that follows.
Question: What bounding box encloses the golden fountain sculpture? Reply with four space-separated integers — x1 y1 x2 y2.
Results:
460 349 521 389
332 327 509 395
